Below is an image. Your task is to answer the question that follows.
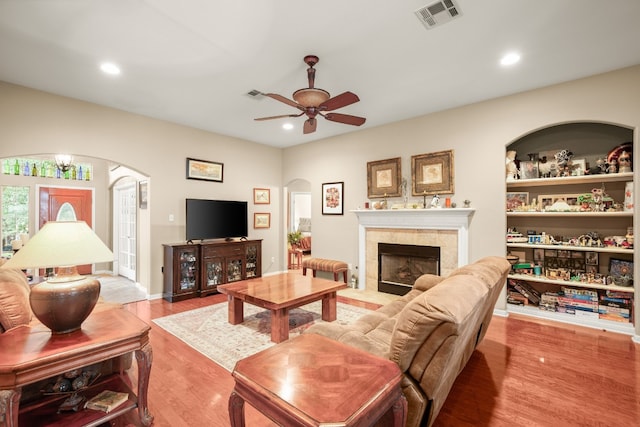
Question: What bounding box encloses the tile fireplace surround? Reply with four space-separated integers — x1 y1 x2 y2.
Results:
352 208 475 292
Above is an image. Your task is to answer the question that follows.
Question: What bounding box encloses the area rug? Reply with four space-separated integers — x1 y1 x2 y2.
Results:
152 301 372 371
95 275 147 305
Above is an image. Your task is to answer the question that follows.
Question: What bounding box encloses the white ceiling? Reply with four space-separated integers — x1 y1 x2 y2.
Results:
1 0 639 148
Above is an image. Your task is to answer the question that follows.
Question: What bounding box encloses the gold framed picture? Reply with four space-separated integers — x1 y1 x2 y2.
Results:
411 150 454 196
253 213 270 229
253 188 270 204
367 157 402 198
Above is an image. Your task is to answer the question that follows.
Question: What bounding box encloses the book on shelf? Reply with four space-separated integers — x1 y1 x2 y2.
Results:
84 390 129 413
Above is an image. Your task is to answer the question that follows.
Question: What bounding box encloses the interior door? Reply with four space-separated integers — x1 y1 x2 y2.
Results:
38 186 94 274
114 182 136 280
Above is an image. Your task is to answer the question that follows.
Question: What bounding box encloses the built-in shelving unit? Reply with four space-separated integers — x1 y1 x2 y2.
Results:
504 123 636 337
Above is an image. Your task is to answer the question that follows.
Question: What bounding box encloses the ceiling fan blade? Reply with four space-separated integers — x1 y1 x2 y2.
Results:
264 93 304 110
255 112 304 121
319 91 360 111
323 112 366 126
303 118 317 134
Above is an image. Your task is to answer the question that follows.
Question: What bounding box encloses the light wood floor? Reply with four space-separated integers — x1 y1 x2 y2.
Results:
119 289 640 426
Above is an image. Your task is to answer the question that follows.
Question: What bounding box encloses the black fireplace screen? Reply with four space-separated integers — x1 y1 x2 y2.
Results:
378 243 440 295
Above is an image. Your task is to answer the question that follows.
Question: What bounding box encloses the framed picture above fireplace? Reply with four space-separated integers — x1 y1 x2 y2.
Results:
367 157 402 198
411 150 454 196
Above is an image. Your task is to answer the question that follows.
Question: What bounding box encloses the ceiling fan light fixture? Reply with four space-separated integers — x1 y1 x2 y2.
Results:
293 88 330 107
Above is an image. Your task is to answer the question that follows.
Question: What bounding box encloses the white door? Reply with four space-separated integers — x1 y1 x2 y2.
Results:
114 182 136 280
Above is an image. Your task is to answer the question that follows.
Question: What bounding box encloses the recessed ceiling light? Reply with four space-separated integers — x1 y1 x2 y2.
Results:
100 62 121 75
500 52 521 67
282 123 294 130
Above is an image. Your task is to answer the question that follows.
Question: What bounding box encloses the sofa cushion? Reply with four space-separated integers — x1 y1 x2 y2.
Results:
0 268 32 333
389 274 489 372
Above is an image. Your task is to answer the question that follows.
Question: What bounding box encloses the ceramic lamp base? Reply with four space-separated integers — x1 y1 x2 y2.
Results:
29 277 100 334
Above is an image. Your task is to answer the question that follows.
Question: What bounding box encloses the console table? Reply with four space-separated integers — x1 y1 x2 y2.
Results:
229 333 407 426
0 309 153 427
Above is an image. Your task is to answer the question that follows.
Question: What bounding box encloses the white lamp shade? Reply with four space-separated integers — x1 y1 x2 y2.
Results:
1 221 114 269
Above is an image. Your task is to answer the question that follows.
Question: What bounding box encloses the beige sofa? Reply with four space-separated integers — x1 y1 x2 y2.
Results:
304 256 511 427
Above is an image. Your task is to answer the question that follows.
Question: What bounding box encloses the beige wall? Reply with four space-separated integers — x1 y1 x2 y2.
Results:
283 65 639 335
0 82 283 297
1 65 638 336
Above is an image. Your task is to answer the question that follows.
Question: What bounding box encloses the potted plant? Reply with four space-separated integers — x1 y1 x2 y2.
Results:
287 231 302 248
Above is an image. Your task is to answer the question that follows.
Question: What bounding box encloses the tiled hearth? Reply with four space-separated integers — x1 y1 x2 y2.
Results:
352 208 475 292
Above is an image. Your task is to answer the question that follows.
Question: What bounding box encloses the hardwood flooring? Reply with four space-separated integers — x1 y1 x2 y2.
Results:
119 294 639 427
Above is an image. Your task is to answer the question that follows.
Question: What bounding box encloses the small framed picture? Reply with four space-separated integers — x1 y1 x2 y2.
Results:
253 213 271 229
519 161 539 180
609 258 633 276
186 157 223 182
138 180 148 209
322 182 344 215
534 248 544 262
585 252 598 265
253 188 270 204
506 192 529 212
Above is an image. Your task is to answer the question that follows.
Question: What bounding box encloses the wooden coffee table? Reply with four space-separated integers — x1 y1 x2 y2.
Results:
229 333 407 426
217 273 347 343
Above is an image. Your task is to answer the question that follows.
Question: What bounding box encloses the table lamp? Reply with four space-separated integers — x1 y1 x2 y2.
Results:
0 221 114 334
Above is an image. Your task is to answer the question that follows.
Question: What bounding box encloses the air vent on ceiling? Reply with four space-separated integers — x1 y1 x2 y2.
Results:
415 0 463 29
246 89 264 98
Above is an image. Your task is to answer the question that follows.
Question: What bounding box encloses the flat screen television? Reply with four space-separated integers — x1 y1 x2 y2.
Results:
186 198 248 242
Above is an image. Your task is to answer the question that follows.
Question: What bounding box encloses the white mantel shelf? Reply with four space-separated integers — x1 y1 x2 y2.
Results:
351 208 475 228
352 208 475 290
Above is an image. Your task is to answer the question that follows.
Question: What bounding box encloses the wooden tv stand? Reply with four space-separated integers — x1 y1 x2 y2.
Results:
163 239 262 302
0 309 153 427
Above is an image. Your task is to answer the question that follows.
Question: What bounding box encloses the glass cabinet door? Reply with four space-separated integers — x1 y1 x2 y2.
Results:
178 249 197 292
204 258 223 289
245 244 258 278
226 258 243 282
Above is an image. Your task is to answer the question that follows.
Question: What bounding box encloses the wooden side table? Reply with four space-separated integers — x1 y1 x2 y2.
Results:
229 334 407 426
288 248 303 269
0 309 153 427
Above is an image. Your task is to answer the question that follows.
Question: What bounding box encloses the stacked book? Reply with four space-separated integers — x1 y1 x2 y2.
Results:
599 291 633 323
556 288 598 318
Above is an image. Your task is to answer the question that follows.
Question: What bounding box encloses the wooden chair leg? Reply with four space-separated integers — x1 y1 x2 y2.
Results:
343 271 348 283
303 267 308 276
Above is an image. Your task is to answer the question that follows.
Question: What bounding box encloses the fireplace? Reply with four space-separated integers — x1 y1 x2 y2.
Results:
378 243 440 295
353 208 474 292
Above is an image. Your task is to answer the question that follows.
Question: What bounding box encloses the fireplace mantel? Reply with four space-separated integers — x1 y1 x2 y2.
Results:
352 208 475 290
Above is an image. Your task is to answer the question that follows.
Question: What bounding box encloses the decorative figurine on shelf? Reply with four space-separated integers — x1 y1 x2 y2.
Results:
463 199 471 208
553 149 573 177
618 151 632 173
591 158 609 174
608 159 617 174
430 194 441 208
506 150 519 181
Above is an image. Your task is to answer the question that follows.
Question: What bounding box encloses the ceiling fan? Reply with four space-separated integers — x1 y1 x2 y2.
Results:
255 55 366 134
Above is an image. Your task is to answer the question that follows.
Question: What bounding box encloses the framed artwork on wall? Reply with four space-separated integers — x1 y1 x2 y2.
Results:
322 181 344 215
253 188 270 204
367 157 402 198
186 157 223 182
139 180 148 209
411 150 454 196
253 213 271 229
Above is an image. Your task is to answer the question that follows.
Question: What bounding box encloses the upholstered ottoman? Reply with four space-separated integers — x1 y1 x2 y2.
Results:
302 258 348 283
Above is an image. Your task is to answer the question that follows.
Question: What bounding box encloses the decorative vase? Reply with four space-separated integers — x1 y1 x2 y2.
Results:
624 181 634 212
